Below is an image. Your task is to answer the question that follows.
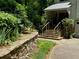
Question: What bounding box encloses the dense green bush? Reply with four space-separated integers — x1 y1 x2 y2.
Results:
0 0 55 32
16 3 33 31
62 18 74 39
0 12 20 45
0 0 55 45
16 3 27 16
0 0 16 13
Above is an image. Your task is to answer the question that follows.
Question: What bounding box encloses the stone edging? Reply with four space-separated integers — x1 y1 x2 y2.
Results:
0 32 38 59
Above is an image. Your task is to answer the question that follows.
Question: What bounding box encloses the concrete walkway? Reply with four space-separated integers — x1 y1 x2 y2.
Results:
48 38 79 59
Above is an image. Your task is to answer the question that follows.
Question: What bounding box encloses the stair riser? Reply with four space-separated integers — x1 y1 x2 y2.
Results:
40 30 61 39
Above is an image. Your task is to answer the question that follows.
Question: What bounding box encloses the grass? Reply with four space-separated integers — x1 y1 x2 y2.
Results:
32 39 56 59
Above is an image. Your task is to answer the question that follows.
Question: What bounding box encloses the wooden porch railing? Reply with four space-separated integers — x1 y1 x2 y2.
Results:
54 21 61 31
41 19 63 38
42 22 50 35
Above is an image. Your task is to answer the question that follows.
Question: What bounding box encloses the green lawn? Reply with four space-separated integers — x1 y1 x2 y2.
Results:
32 39 55 59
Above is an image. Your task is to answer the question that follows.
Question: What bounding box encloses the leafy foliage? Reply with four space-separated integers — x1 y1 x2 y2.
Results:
26 0 54 32
0 0 16 13
0 0 55 33
0 12 20 45
0 0 55 45
62 18 75 38
16 3 33 29
47 0 54 5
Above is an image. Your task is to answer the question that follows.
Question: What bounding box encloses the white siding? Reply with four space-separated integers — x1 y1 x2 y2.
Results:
69 0 77 19
76 0 79 19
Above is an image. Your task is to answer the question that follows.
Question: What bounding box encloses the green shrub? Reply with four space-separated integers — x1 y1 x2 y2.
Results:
62 18 75 39
16 3 27 17
0 12 20 45
0 0 16 13
41 14 47 24
16 3 33 30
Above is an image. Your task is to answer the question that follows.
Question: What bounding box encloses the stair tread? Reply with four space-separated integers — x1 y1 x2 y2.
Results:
39 29 61 39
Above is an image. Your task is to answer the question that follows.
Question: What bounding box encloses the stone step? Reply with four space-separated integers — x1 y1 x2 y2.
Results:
39 30 61 40
39 35 62 40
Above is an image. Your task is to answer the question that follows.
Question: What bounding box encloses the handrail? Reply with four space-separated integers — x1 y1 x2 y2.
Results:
53 21 61 30
53 19 64 30
42 22 50 35
42 22 50 30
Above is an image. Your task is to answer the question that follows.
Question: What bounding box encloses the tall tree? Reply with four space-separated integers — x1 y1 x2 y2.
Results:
47 0 54 5
0 0 16 13
38 0 47 16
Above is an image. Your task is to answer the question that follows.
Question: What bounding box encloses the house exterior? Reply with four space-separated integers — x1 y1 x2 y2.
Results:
44 0 79 37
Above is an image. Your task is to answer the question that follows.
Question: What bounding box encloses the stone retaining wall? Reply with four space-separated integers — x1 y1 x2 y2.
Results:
0 32 38 59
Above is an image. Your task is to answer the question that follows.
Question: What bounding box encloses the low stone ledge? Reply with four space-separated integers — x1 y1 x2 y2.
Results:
0 32 38 59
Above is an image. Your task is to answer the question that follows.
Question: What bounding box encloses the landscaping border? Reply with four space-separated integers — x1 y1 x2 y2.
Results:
0 32 38 59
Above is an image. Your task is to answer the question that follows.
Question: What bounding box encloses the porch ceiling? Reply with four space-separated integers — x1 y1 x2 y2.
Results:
44 2 71 11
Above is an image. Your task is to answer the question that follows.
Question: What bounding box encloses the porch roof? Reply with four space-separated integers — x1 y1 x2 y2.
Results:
44 2 71 11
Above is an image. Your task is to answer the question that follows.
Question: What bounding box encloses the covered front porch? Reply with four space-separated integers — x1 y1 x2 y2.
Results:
44 2 71 29
39 2 72 39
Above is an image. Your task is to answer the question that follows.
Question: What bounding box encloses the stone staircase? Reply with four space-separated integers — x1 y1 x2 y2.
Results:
39 30 62 40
